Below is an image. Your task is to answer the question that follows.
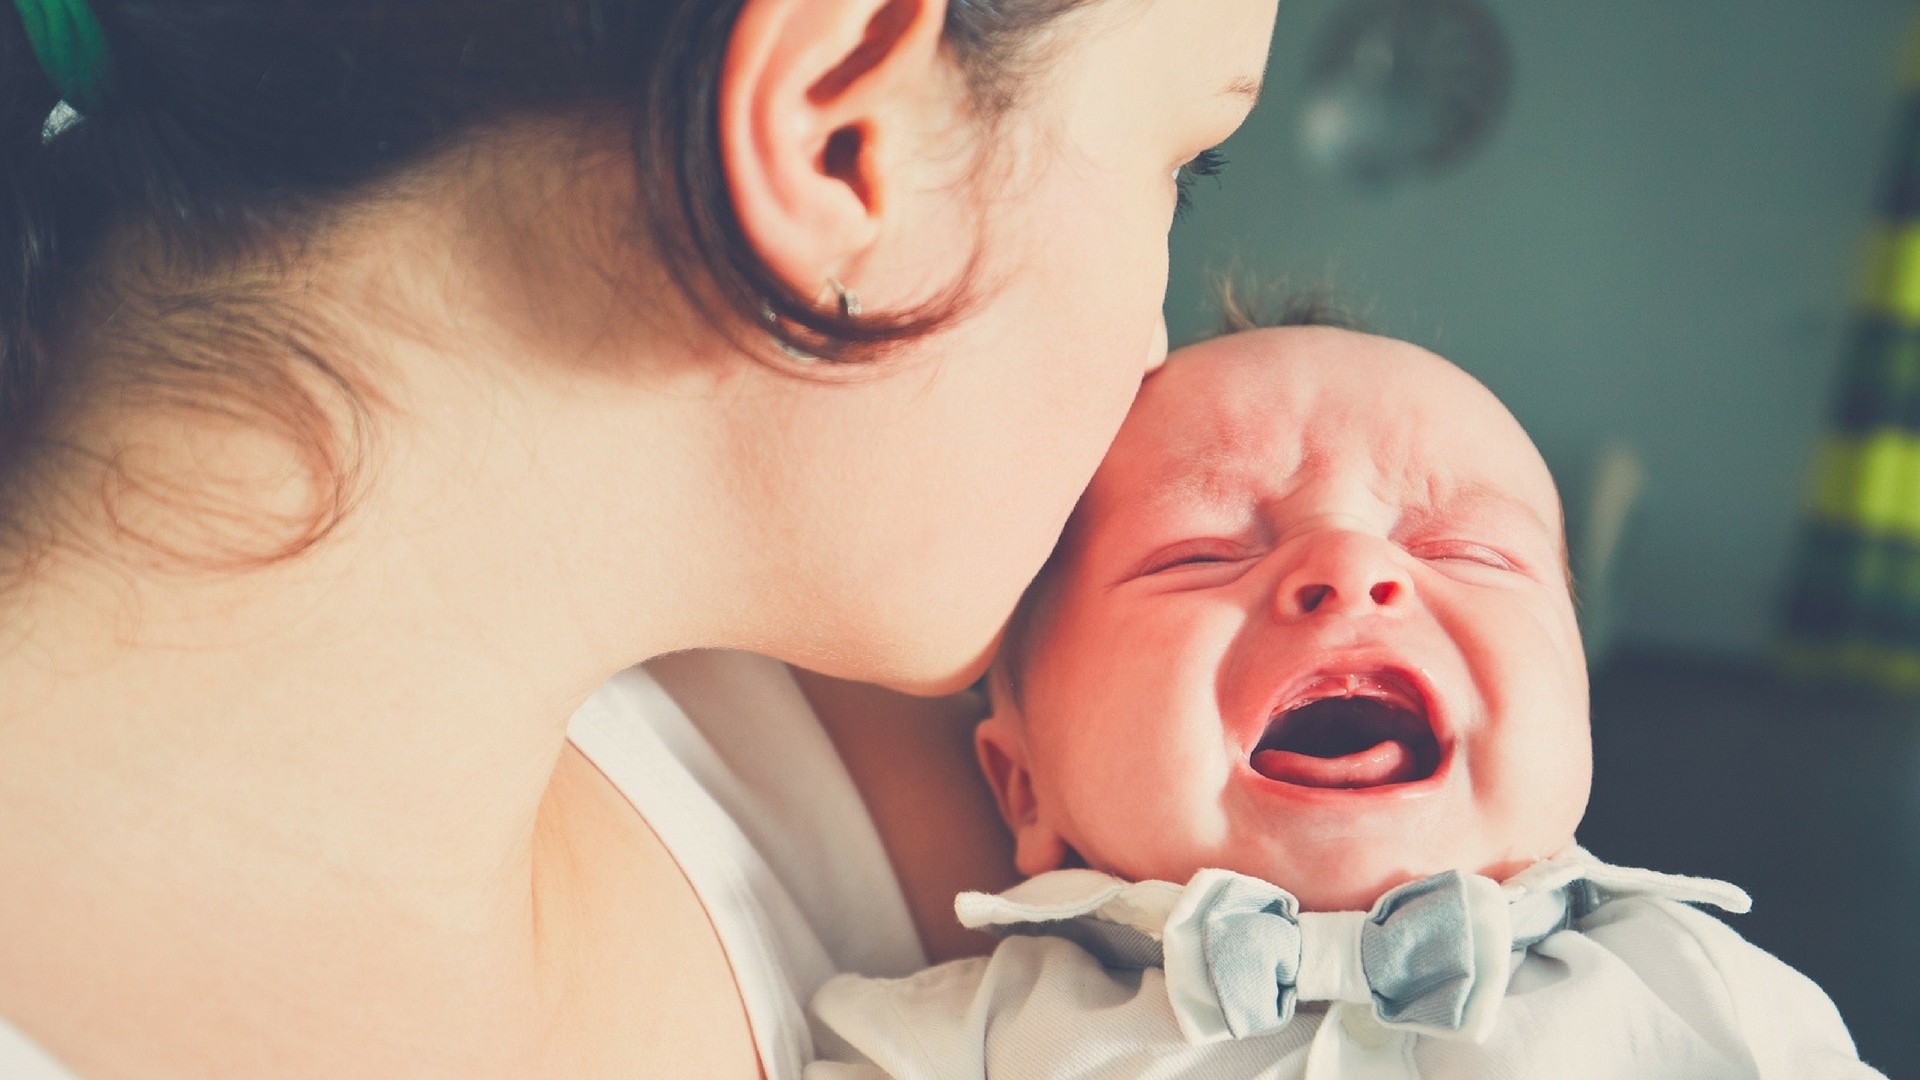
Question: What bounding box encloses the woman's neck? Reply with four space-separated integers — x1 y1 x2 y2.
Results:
0 238 758 1071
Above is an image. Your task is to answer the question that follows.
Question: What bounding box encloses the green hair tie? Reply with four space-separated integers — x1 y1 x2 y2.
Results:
13 0 112 110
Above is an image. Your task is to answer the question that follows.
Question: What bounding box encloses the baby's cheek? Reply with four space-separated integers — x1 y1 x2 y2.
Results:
1090 753 1235 883
1110 802 1237 887
1473 693 1590 850
1509 721 1592 850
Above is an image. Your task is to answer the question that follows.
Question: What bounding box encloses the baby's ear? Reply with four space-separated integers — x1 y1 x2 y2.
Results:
975 711 1073 877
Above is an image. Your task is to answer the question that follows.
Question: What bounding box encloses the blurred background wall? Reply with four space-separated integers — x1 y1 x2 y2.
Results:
1166 0 1916 661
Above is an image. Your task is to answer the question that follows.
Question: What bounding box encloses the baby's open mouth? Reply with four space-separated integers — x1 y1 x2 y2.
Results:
1250 671 1442 789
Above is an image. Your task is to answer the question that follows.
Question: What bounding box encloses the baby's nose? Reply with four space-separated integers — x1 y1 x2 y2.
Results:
1276 531 1411 620
1293 579 1401 613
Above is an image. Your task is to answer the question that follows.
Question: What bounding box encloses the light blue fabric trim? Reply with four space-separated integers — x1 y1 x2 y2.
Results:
1185 869 1521 1041
956 850 1750 1047
1196 874 1304 1034
1363 871 1483 1029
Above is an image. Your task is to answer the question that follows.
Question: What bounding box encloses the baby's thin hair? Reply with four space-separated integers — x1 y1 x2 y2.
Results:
1209 275 1370 338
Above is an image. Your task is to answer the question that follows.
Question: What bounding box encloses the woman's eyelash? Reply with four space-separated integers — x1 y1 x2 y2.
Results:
1175 147 1229 219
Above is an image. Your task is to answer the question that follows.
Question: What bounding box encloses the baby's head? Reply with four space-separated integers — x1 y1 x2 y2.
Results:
978 326 1591 912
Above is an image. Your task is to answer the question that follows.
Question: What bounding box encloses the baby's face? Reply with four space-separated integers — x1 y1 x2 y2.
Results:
983 328 1590 911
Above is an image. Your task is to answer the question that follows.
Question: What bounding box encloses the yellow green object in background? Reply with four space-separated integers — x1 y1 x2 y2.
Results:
1781 15 1920 692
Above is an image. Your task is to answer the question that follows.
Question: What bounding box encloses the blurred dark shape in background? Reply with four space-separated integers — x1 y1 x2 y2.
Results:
1300 0 1511 188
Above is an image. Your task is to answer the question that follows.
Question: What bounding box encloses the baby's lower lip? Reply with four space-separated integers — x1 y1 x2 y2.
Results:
1250 740 1424 789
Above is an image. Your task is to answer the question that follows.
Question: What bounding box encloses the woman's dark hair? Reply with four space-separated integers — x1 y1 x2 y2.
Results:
0 0 1098 568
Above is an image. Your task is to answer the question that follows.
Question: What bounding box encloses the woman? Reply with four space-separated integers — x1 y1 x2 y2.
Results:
0 0 1279 1075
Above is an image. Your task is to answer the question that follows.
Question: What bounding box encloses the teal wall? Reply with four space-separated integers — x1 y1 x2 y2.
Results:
1169 0 1916 659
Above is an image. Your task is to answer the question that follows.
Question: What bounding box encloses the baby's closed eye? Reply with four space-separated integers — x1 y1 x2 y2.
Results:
1139 540 1255 574
1406 539 1517 571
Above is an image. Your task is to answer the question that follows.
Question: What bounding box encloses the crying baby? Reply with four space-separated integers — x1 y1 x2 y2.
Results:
806 325 1883 1079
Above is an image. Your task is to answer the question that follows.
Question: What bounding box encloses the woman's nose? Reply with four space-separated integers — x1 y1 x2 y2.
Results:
1274 531 1413 620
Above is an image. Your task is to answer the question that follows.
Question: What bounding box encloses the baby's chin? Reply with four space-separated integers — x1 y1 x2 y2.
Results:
1290 870 1422 913
1228 843 1578 913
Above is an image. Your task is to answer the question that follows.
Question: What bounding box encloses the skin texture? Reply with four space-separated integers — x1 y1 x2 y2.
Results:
979 328 1593 913
0 1 1280 1077
718 0 1282 693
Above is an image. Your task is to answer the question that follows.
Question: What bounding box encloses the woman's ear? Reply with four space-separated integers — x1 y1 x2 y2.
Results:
720 0 951 297
975 712 1074 876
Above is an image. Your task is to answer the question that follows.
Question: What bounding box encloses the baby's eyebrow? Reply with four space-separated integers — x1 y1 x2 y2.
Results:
1093 460 1251 571
1412 480 1558 537
1145 453 1251 515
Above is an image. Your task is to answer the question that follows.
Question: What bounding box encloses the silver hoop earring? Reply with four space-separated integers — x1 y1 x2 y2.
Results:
763 302 820 362
825 277 861 318
763 278 862 362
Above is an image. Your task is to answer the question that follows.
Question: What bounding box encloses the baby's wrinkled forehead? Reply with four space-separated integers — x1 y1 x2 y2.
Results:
1076 327 1564 548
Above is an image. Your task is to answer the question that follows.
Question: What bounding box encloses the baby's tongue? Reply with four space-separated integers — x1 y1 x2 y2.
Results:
1252 741 1421 788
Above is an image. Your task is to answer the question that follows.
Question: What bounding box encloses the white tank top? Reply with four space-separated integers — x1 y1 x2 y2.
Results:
568 651 927 1076
0 651 926 1079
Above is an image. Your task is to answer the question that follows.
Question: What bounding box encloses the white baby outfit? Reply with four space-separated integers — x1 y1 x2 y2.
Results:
808 848 1885 1080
